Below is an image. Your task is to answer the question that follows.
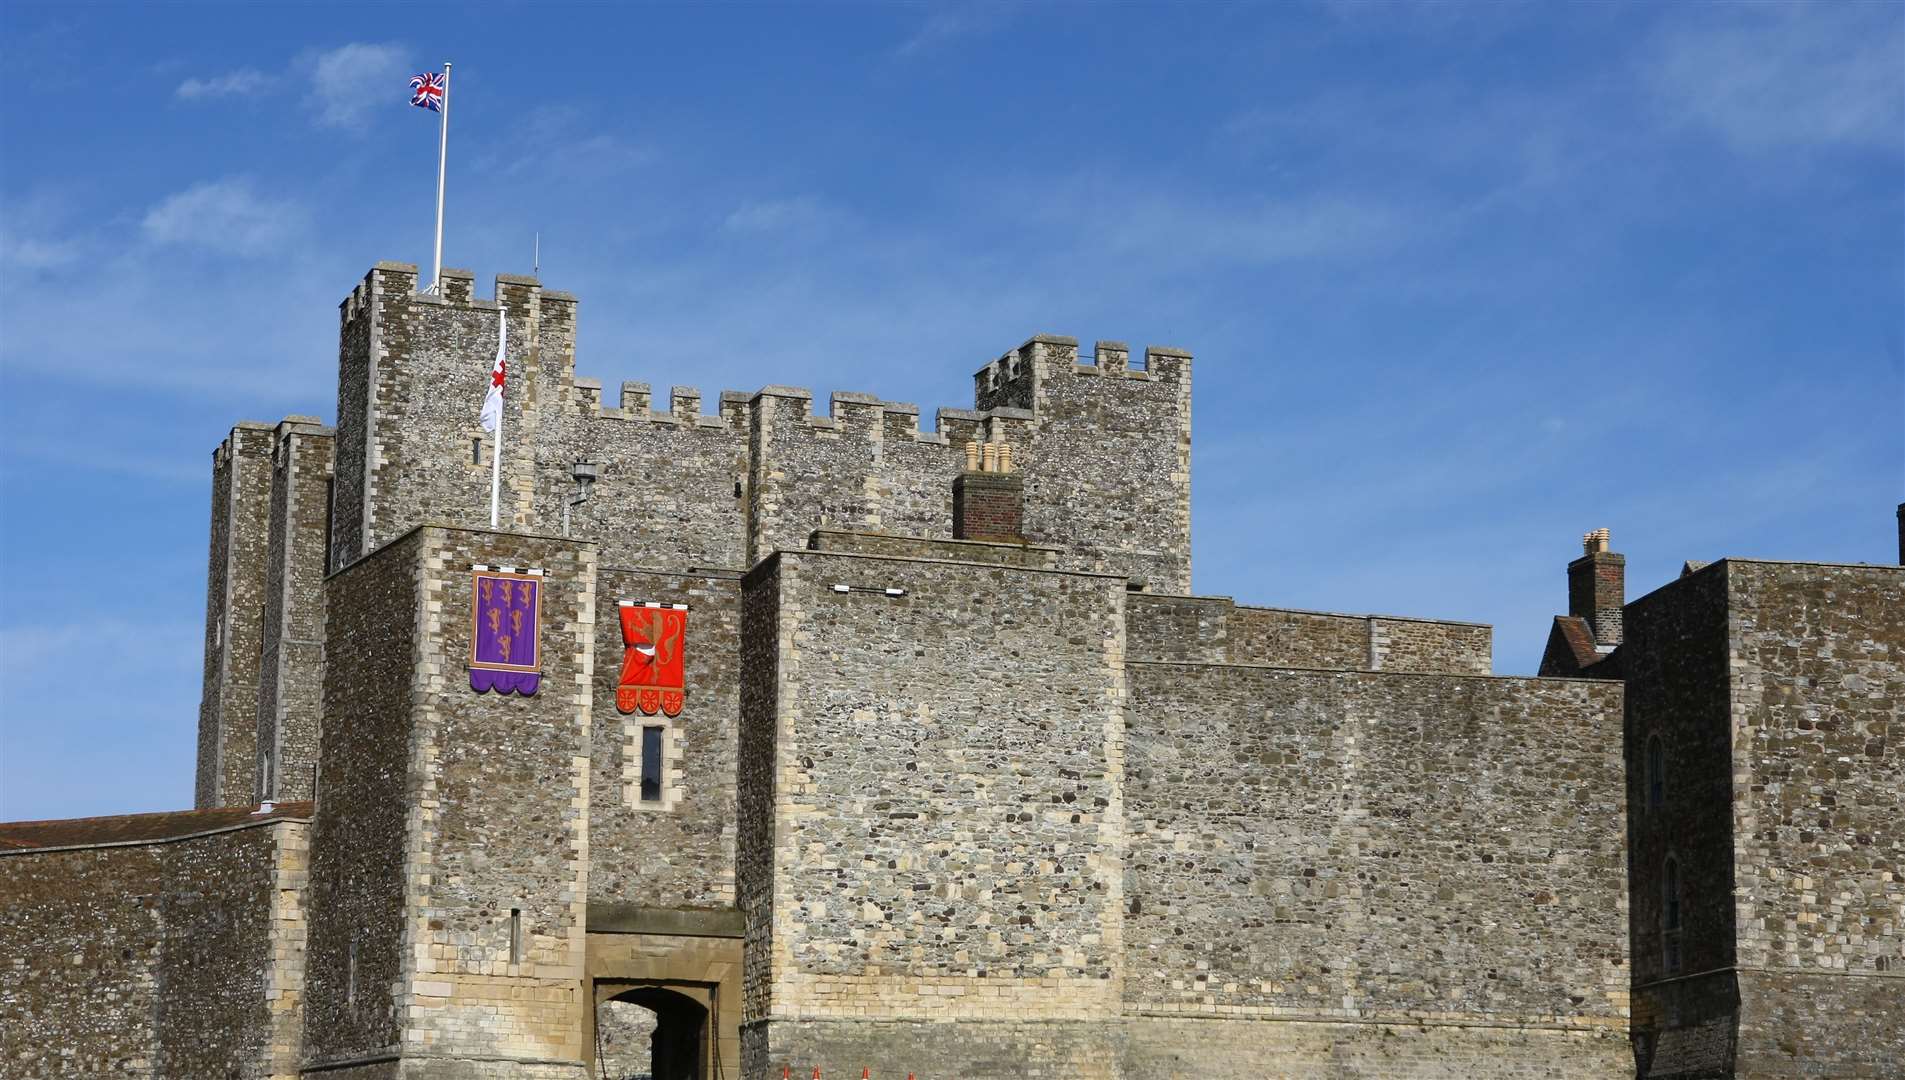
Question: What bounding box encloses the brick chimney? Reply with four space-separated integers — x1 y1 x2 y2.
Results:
1568 528 1624 647
953 441 1024 543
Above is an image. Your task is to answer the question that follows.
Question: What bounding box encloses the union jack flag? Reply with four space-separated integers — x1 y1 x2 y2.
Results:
410 71 445 111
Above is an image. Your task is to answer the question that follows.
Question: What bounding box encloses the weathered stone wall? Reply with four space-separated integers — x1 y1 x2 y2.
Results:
0 845 165 1077
746 1018 1122 1079
1626 559 1905 1079
306 526 598 1075
156 825 284 1078
0 817 307 1080
806 527 1061 569
255 419 334 803
736 556 780 1028
1724 561 1903 977
1122 662 1630 1075
594 999 656 1078
327 266 1191 596
1127 594 1491 674
738 548 1128 1066
1624 563 1736 990
1123 1017 1635 1079
589 567 742 909
977 337 1192 593
197 420 276 807
1734 968 1902 1078
304 528 424 1066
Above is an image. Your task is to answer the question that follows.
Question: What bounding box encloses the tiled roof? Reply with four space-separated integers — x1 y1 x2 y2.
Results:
0 801 312 852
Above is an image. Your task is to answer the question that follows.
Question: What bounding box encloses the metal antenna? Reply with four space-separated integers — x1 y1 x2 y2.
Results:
533 232 540 277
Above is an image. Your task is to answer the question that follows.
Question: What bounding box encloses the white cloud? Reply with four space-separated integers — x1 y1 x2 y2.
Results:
175 67 269 100
895 2 1013 57
1647 5 1905 153
305 42 410 130
141 177 309 257
722 196 837 234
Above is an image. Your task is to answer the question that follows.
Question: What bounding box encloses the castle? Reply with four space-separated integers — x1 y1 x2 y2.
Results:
1 262 1899 1080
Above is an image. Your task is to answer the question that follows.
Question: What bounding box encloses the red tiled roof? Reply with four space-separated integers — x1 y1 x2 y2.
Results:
0 801 312 851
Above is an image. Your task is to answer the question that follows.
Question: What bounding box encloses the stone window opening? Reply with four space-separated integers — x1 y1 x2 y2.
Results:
345 936 358 1006
509 907 522 966
471 437 482 466
1663 855 1683 974
626 719 684 811
641 726 663 802
1646 734 1665 810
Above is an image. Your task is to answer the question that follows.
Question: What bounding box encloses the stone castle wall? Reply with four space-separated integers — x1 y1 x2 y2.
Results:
327 265 1189 592
588 567 742 909
738 545 1130 1071
0 845 165 1077
0 816 308 1080
305 526 598 1077
1121 663 1631 1076
1127 593 1491 673
197 421 276 807
1626 559 1905 1079
255 419 334 803
303 527 423 1067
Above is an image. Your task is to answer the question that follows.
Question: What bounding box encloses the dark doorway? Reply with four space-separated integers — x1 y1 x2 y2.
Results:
596 985 708 1080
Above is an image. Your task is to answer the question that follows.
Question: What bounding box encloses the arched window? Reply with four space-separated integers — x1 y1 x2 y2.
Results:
1663 856 1683 974
1646 735 1665 809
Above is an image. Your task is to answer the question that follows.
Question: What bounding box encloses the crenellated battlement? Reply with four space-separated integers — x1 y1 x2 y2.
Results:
324 262 1190 589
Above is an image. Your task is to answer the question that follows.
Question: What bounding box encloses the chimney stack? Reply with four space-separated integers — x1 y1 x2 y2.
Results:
953 440 1024 543
1568 528 1625 647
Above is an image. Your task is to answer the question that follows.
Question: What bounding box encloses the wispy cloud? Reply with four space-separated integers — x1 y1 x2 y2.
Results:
175 67 268 100
1645 5 1905 154
474 105 653 179
142 177 310 256
722 196 841 235
895 2 1014 57
305 42 410 129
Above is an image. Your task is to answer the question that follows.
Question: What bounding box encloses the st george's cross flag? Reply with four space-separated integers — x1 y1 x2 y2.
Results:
480 309 505 433
410 71 446 111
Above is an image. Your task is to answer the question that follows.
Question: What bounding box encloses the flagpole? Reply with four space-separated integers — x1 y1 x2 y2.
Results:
491 309 503 529
431 61 451 294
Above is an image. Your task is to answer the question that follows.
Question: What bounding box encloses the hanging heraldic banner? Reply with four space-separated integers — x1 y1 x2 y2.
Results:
470 565 542 696
617 600 687 716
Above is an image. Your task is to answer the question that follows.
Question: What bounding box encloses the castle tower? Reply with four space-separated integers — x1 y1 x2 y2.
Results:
254 416 334 803
195 420 277 807
301 525 598 1078
1625 558 1905 1076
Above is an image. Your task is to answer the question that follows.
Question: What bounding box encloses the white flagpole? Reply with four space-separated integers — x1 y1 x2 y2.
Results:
490 309 503 528
431 61 451 294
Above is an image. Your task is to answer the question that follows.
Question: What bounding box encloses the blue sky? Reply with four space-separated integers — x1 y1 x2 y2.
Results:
1 2 1900 821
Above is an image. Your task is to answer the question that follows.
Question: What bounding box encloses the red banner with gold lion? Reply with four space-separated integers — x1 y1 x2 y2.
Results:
617 601 687 716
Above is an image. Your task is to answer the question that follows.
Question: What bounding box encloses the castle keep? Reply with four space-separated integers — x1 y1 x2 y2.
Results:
2 263 1899 1080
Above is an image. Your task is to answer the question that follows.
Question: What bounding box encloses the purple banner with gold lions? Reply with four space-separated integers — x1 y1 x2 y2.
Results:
470 566 541 696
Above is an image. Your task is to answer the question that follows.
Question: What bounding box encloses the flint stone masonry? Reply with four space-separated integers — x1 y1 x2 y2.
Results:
305 526 598 1077
738 547 1129 1060
198 421 276 807
589 566 742 910
256 418 334 803
329 266 1189 591
1122 662 1631 1076
1626 559 1905 1079
1127 593 1492 674
0 808 310 1080
806 527 1063 570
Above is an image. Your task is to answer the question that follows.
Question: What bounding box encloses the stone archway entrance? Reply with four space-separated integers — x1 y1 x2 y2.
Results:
595 984 708 1080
